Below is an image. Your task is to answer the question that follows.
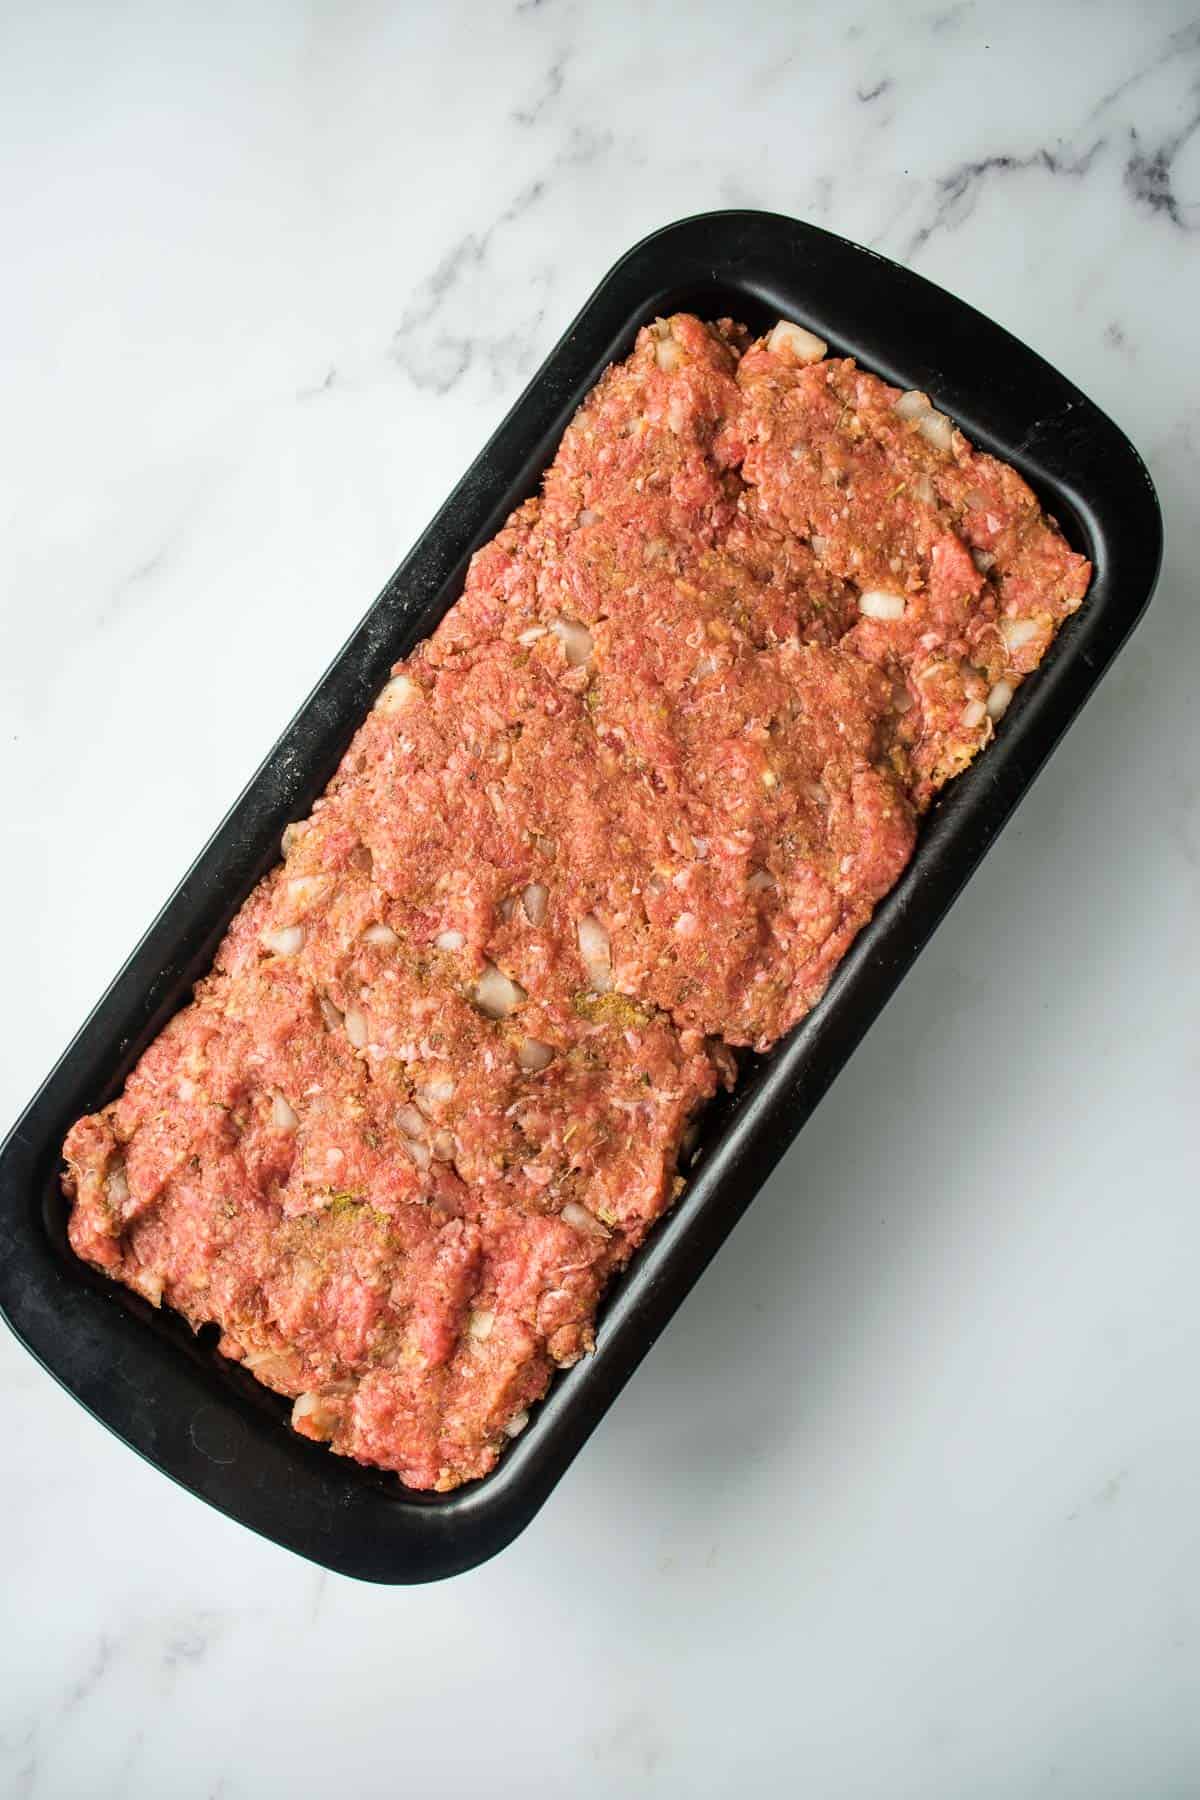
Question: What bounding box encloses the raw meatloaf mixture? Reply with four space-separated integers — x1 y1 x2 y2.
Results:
63 314 1090 1490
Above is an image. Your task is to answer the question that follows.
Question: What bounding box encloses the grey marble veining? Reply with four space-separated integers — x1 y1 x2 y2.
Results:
1 2 1198 1797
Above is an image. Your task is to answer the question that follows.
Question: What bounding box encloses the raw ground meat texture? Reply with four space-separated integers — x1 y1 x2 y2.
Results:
63 314 1090 1491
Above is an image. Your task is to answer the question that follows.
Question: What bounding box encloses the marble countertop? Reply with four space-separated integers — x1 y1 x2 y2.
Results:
2 2 1197 1794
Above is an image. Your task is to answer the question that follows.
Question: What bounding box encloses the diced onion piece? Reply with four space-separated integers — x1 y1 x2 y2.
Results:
768 319 827 364
362 922 399 948
286 875 328 913
280 822 305 859
746 868 775 893
473 962 526 1019
107 1163 130 1208
858 590 907 621
960 698 987 728
343 1008 368 1048
809 534 828 558
468 1309 495 1342
522 881 549 927
987 679 1015 721
272 1092 299 1131
912 472 937 505
396 1103 426 1139
576 914 612 991
431 1130 456 1161
1000 617 1039 652
319 995 344 1032
918 409 954 452
971 548 997 573
375 674 417 713
893 389 931 421
435 929 465 953
562 1200 610 1239
518 1037 555 1072
578 508 598 526
292 1391 338 1440
517 625 547 644
551 617 593 668
262 924 305 956
404 1137 432 1170
420 1076 456 1105
504 1410 530 1438
655 333 682 372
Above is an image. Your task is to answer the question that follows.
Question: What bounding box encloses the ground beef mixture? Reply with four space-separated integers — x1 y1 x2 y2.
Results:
63 315 1090 1490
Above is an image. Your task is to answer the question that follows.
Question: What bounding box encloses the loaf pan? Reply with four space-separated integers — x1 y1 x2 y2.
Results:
0 211 1163 1581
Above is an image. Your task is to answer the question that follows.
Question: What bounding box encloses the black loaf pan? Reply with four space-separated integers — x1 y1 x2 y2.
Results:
0 212 1163 1582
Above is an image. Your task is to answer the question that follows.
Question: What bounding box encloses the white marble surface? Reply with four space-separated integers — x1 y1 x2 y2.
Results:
2 1 1198 1794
